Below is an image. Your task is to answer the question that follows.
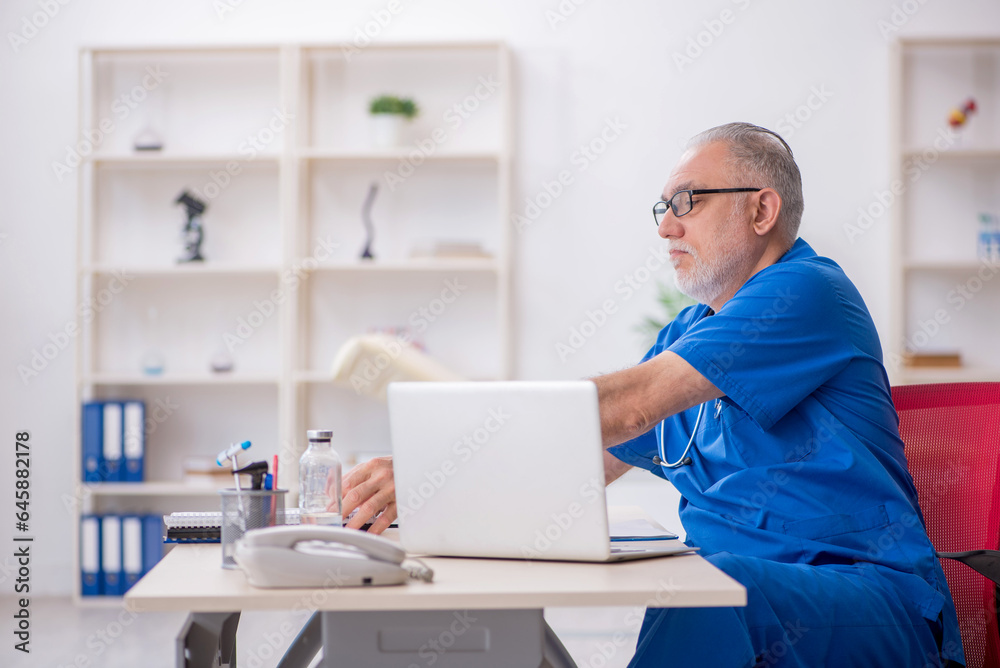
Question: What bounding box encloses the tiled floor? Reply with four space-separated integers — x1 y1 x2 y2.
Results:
4 597 640 667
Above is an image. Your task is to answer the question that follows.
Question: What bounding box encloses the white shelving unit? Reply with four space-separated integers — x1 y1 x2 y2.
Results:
73 42 512 602
890 37 1000 384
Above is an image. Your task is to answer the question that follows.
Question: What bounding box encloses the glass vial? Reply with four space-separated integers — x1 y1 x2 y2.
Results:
298 429 342 526
978 213 993 262
990 213 1000 264
140 306 165 375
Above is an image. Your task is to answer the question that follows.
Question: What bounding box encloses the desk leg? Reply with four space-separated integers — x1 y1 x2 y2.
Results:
540 619 577 668
276 612 323 668
175 611 240 668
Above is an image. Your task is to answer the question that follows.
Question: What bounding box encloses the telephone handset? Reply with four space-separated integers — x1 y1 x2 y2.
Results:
233 525 422 588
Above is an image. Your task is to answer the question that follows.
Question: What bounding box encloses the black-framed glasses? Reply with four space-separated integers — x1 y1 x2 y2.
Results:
653 188 763 225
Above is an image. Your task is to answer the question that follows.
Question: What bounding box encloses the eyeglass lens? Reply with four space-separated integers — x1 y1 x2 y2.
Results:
653 191 693 225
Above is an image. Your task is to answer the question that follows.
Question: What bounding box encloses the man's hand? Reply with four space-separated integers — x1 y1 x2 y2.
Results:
342 456 397 534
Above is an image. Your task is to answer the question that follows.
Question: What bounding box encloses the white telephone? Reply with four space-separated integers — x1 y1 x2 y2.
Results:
233 525 428 588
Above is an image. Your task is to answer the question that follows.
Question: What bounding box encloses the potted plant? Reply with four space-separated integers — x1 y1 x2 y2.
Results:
636 281 696 347
369 95 419 147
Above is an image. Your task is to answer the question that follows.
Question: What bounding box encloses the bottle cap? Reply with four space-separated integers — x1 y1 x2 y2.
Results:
307 429 333 441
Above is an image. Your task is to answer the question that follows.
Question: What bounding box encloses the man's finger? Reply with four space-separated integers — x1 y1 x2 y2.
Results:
368 503 397 535
342 464 383 515
341 479 373 518
349 484 394 530
343 479 391 528
342 461 374 493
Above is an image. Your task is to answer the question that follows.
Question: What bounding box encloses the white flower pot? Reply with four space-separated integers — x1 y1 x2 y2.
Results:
370 114 405 148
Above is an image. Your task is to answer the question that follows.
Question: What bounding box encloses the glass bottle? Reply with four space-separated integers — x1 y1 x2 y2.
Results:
978 213 992 262
298 429 342 526
140 306 165 375
990 213 1000 264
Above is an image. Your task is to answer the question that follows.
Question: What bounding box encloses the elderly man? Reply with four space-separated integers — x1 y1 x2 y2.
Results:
343 123 963 667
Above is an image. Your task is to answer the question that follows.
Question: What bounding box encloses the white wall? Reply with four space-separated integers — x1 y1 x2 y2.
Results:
2 0 999 595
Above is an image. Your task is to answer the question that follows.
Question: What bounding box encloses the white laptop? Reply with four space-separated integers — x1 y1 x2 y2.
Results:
388 381 695 562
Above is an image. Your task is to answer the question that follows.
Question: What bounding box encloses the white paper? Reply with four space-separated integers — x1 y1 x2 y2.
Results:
609 518 677 539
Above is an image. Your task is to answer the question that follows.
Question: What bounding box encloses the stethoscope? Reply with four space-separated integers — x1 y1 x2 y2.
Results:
652 398 723 469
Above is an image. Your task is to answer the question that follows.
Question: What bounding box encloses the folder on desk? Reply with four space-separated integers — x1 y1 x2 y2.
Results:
101 515 123 596
122 516 143 591
122 401 145 483
81 403 104 483
80 515 102 596
142 515 163 575
102 403 123 482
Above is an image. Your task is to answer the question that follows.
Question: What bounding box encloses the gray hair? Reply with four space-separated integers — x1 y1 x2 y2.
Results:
687 122 804 249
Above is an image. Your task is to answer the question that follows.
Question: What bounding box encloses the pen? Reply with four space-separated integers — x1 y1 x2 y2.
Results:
271 455 279 525
217 440 251 527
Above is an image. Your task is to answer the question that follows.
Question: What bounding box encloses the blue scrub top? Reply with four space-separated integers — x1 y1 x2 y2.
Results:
609 239 961 660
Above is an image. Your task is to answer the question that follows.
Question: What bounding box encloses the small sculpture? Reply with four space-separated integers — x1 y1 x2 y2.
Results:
175 190 206 263
210 348 234 373
360 182 378 261
133 126 163 151
948 98 977 129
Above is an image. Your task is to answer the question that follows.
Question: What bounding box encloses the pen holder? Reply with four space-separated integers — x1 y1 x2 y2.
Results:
219 488 287 569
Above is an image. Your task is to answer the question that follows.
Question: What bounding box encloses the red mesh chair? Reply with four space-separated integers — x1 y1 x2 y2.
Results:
893 382 1000 668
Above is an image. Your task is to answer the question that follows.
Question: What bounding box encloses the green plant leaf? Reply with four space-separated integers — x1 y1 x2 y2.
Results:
369 95 419 119
635 281 696 346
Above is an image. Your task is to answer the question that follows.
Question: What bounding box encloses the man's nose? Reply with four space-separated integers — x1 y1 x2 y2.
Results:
658 212 682 240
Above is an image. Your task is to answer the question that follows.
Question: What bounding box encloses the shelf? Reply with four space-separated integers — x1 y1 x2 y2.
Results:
80 481 229 497
891 38 1000 386
295 370 335 384
89 152 282 166
76 596 135 608
300 147 500 161
85 264 280 277
899 36 1000 49
74 41 511 604
902 149 1000 162
86 260 502 276
311 258 499 273
297 371 498 384
904 260 999 272
897 367 1000 384
86 373 279 386
302 40 506 53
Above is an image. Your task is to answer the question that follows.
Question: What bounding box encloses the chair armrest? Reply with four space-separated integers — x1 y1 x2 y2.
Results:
938 549 1000 585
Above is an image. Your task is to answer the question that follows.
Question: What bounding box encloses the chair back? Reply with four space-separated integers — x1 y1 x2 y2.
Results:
893 382 1000 668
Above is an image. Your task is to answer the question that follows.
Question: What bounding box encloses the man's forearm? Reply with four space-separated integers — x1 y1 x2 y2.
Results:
593 368 657 447
592 350 722 449
603 450 633 485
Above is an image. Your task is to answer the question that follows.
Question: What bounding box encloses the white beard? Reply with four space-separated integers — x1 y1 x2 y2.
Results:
671 210 758 306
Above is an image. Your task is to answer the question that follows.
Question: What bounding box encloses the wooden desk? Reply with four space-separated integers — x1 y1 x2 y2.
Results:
127 542 744 613
126 523 744 667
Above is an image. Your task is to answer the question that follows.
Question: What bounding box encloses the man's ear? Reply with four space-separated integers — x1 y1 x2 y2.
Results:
751 188 782 237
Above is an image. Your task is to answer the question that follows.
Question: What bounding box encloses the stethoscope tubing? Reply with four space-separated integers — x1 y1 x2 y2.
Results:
655 398 721 469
